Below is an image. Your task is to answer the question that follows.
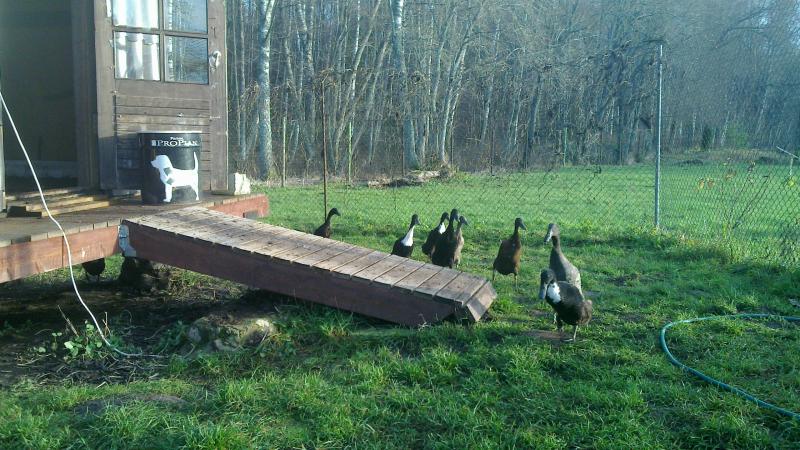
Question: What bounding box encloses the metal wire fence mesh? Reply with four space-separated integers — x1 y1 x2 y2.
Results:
247 7 800 269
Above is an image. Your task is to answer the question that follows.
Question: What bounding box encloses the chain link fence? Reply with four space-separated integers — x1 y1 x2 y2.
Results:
245 12 800 269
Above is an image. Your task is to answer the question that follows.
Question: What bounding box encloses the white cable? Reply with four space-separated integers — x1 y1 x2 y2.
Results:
1 90 157 358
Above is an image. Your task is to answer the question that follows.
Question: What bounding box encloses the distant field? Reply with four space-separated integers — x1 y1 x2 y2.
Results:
265 163 799 266
1 165 798 449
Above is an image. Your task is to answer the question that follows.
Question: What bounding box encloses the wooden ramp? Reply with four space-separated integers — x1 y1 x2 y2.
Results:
123 207 496 326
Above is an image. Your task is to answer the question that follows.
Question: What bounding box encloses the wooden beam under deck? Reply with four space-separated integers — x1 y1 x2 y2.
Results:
123 208 496 326
0 194 269 283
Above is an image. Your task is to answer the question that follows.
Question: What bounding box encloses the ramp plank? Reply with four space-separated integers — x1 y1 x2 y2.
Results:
123 208 496 326
414 269 461 297
374 259 425 287
393 264 444 292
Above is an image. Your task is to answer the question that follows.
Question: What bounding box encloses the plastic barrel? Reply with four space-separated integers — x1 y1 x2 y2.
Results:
140 132 202 204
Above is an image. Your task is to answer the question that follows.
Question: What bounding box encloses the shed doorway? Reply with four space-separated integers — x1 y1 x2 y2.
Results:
0 0 79 194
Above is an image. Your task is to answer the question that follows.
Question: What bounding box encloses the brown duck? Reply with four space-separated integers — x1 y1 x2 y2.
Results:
544 223 581 291
453 215 469 269
492 217 526 289
314 208 340 238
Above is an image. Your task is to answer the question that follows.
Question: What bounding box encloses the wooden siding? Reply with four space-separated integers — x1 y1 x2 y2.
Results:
114 94 212 190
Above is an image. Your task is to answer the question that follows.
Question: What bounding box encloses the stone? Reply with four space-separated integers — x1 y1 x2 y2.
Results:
185 313 277 352
228 172 251 195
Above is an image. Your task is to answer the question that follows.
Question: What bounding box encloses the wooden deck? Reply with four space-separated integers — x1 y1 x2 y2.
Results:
124 207 496 326
0 194 269 282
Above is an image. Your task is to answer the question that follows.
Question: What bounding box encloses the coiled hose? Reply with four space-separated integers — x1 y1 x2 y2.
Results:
660 313 800 420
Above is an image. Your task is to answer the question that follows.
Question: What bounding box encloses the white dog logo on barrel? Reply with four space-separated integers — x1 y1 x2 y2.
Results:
150 152 199 202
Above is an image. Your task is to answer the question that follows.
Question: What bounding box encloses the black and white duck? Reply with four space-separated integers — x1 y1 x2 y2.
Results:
544 223 581 291
493 217 526 289
421 212 449 258
538 268 593 342
391 214 421 258
81 258 105 283
314 208 341 238
431 208 459 268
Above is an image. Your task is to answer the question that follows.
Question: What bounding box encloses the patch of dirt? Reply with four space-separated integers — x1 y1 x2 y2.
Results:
0 276 280 387
524 329 567 346
73 394 189 417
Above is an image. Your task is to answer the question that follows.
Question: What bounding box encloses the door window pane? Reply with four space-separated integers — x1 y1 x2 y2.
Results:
111 0 159 29
165 36 208 84
114 32 161 81
164 0 208 33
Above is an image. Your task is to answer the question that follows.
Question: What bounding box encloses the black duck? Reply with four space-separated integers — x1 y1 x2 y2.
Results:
538 268 593 342
391 214 421 258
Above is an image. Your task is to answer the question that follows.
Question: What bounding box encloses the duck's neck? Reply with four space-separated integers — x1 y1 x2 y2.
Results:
437 220 446 234
550 234 561 250
512 224 521 241
456 221 464 234
325 211 335 224
401 225 415 246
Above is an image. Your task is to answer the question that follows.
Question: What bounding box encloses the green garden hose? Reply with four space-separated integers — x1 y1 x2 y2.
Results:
660 313 800 420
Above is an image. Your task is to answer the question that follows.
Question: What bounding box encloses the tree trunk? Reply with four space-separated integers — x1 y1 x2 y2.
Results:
256 0 276 178
389 0 420 169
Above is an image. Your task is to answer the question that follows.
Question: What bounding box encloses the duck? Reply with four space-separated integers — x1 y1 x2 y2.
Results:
81 258 105 283
544 223 582 291
314 208 341 238
453 215 469 269
492 217 527 289
421 212 449 258
391 214 421 257
538 268 593 342
431 208 459 268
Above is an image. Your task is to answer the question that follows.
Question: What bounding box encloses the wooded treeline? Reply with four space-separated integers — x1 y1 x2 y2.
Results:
227 0 800 179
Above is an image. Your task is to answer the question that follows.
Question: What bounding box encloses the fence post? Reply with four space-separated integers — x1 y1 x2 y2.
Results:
655 44 663 229
321 83 328 221
281 116 287 188
490 126 495 176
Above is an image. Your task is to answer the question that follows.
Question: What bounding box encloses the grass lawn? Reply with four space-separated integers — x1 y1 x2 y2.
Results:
1 170 799 449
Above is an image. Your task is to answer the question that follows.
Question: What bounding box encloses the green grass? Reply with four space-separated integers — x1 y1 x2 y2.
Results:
1 169 800 449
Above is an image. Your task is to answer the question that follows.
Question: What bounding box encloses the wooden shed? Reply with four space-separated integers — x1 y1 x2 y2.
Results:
0 0 228 205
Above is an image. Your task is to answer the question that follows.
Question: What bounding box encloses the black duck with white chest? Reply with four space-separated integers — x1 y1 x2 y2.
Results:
539 268 592 342
544 223 582 291
493 217 526 289
314 208 341 238
391 214 421 257
431 208 459 268
421 212 449 258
